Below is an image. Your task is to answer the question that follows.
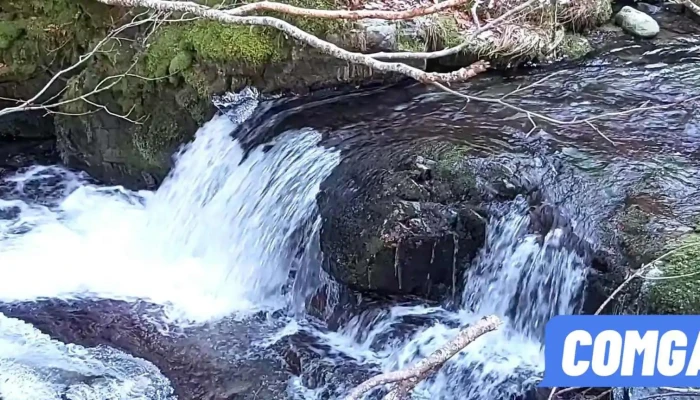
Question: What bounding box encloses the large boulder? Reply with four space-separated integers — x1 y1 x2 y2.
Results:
318 143 488 301
615 6 660 38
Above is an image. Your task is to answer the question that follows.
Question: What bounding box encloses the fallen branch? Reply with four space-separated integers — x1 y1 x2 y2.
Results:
683 0 700 19
367 0 540 60
226 0 473 20
0 11 175 123
0 11 154 118
95 0 491 84
344 315 502 400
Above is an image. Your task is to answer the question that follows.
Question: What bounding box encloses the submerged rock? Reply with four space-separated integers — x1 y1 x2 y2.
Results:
615 6 660 38
0 299 292 400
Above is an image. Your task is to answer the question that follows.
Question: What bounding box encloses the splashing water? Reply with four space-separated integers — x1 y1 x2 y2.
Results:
0 90 341 398
315 197 589 399
0 90 339 322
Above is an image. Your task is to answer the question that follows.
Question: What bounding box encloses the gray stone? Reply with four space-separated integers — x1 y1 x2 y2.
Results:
360 19 397 51
614 6 660 38
637 2 662 14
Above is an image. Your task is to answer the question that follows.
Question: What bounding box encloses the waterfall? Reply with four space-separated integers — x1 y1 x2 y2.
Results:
0 88 590 400
0 89 339 322
318 196 589 399
0 90 340 399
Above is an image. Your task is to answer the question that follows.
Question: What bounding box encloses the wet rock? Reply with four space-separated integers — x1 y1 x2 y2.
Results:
319 144 488 301
615 6 660 38
0 299 291 400
663 2 686 14
637 2 662 15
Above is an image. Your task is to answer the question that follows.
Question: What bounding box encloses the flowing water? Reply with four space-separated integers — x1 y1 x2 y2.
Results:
1 18 700 400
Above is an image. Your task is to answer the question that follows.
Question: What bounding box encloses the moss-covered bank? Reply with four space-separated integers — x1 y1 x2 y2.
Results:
1 0 614 187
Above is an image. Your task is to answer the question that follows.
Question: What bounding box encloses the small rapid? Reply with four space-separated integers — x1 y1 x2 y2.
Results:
0 88 602 400
310 197 589 399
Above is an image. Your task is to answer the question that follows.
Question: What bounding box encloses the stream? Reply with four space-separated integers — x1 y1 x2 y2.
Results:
0 15 699 400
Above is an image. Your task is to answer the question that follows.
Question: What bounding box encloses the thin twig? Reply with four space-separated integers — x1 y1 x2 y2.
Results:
367 0 540 60
0 12 154 118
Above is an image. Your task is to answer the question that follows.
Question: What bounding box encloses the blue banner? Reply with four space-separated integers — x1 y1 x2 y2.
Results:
541 315 700 387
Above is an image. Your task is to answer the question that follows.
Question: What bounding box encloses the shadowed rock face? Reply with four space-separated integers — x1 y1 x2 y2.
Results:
318 142 489 301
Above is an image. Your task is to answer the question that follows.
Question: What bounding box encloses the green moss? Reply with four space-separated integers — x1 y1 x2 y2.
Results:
432 16 463 49
0 0 112 81
186 21 279 65
396 24 425 52
559 33 592 59
0 22 24 50
648 235 700 314
133 113 182 163
619 204 664 269
145 26 187 76
145 20 282 77
181 68 212 98
169 51 193 75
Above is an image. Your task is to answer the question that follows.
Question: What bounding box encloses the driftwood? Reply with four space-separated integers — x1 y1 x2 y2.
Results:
345 315 502 400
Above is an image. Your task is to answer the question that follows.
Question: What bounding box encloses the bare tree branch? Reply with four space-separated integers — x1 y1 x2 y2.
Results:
0 11 176 124
0 11 154 118
226 0 473 20
344 315 502 400
95 0 491 84
683 0 700 19
432 79 700 146
367 0 540 60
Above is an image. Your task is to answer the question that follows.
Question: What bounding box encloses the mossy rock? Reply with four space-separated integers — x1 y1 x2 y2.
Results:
618 204 665 269
648 235 700 314
169 51 193 75
0 21 24 50
559 33 593 59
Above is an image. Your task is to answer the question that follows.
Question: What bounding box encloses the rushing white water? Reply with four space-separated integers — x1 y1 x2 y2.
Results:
0 313 174 400
0 90 341 399
314 197 588 399
0 92 339 322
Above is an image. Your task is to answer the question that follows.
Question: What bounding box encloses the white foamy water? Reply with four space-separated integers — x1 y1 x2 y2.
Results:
0 90 342 399
313 197 588 399
0 100 339 322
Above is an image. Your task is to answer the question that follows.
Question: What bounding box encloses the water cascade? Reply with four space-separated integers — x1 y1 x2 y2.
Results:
314 197 589 399
0 89 341 398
